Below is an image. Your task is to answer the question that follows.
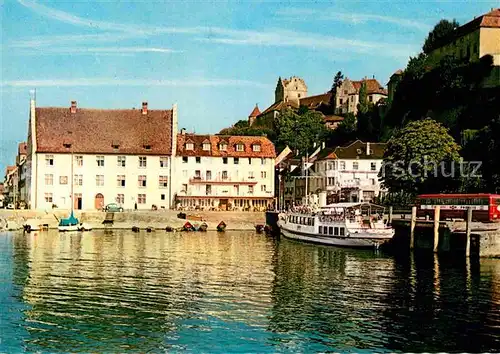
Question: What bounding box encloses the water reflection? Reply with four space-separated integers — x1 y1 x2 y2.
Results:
1 230 499 352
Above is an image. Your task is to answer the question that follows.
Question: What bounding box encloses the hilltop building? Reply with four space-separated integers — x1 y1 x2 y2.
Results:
335 78 388 115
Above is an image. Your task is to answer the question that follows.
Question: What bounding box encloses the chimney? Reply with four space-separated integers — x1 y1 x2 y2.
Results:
70 101 77 114
142 101 148 115
366 142 371 155
180 128 186 135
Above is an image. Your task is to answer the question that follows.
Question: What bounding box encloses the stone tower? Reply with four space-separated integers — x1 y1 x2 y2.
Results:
274 76 308 105
248 104 261 126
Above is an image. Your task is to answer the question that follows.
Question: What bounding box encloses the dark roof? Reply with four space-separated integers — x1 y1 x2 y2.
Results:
318 140 386 160
249 105 261 117
299 93 332 109
324 115 344 123
352 79 388 95
35 106 173 155
177 134 276 158
259 100 298 116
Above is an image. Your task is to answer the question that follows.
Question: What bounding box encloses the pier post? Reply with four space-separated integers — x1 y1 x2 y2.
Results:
466 207 472 257
388 206 393 225
410 206 417 249
433 206 440 253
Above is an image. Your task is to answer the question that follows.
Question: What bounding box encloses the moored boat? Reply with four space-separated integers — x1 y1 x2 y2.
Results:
279 202 394 248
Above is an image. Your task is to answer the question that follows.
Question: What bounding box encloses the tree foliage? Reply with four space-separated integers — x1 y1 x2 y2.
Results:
379 118 461 195
422 19 460 54
329 71 344 107
276 108 328 153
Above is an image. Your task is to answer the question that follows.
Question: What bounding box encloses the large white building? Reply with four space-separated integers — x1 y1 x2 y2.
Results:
173 133 276 211
26 100 178 210
311 140 387 203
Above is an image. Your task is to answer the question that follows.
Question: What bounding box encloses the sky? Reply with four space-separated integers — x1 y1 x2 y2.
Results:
1 0 498 173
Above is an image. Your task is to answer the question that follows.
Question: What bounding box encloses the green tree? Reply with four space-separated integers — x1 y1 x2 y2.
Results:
233 119 249 128
423 19 460 54
276 108 327 153
329 71 344 108
380 118 461 195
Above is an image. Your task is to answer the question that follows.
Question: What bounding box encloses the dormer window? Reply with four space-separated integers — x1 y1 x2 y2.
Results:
219 143 228 151
203 142 211 151
252 144 261 152
63 143 71 149
186 142 194 151
112 140 120 149
236 143 244 152
143 144 151 150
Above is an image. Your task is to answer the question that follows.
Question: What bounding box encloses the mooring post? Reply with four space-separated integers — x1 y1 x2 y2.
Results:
433 206 440 253
388 206 393 225
410 206 417 249
466 207 472 257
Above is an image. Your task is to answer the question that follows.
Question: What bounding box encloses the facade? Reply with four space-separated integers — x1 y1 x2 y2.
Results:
258 76 307 121
26 100 177 210
3 166 16 206
335 78 388 115
313 140 387 203
174 134 276 211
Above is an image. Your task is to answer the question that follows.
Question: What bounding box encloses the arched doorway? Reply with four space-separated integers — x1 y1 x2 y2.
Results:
95 193 104 210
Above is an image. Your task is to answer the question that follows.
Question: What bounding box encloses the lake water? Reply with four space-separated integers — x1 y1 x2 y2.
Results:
0 230 499 352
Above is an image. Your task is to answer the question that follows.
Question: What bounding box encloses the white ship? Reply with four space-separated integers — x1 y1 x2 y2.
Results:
279 202 394 248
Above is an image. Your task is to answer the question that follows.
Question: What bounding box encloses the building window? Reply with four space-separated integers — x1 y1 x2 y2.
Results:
261 158 266 165
45 174 53 185
59 176 68 185
160 156 168 168
139 156 147 168
138 194 146 204
138 175 147 187
161 194 165 200
45 155 54 166
248 185 254 194
182 170 187 177
74 174 83 186
194 170 201 178
328 177 335 186
181 184 187 193
252 144 261 152
236 143 244 152
96 156 105 167
261 185 266 192
234 158 239 165
371 162 376 171
75 156 83 166
206 185 212 195
117 175 126 187
159 175 168 188
96 175 104 186
339 98 343 105
248 158 252 164
369 95 373 102
182 156 188 163
371 178 376 185
117 156 126 167
261 171 267 179
353 162 359 170
219 143 227 151
196 157 201 164
185 142 194 150
340 161 346 170
116 194 124 204
222 171 228 180
223 157 228 164
249 171 254 179
203 143 211 151
45 193 53 203
206 170 212 180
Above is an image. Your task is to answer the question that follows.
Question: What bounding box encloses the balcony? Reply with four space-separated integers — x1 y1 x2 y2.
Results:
189 177 257 185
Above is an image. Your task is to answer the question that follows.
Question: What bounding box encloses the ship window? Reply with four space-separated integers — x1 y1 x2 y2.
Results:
340 228 345 236
334 227 339 236
329 227 333 235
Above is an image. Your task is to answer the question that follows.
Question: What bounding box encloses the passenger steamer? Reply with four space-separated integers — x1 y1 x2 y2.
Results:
279 202 394 248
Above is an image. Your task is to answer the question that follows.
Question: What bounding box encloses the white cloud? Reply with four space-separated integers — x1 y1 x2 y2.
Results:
10 33 141 48
276 8 430 31
2 78 269 88
14 46 181 55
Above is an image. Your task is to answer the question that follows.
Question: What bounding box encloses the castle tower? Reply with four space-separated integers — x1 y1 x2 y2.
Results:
274 76 308 104
248 104 261 126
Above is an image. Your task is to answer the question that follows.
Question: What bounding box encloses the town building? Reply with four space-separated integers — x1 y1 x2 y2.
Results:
26 100 177 210
428 8 500 86
174 133 276 211
313 140 387 203
3 166 17 206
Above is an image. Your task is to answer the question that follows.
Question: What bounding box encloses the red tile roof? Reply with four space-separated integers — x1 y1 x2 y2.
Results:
259 100 298 116
35 106 173 155
299 92 332 108
352 79 388 95
177 134 276 158
248 105 261 117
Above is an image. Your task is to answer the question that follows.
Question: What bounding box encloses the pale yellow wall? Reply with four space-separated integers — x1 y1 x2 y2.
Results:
480 27 500 64
283 77 307 105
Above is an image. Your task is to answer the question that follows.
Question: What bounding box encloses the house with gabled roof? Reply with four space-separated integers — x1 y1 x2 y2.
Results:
26 99 178 210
